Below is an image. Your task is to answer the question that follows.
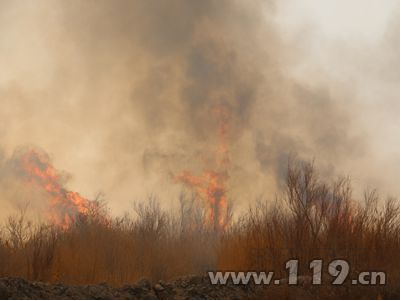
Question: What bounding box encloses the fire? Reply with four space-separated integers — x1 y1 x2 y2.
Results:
177 170 229 230
176 105 231 230
17 149 92 229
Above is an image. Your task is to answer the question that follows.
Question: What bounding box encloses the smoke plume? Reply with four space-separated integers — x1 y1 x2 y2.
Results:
0 0 398 218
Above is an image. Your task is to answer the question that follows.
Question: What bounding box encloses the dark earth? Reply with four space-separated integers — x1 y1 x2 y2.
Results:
0 275 397 299
0 275 262 300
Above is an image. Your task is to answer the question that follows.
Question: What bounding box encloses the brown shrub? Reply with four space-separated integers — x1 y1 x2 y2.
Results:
0 160 398 298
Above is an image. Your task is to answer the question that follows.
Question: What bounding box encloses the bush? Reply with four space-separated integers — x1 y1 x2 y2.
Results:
0 160 398 298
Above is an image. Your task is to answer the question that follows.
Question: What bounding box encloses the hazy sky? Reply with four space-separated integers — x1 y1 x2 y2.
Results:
276 0 399 192
0 0 399 218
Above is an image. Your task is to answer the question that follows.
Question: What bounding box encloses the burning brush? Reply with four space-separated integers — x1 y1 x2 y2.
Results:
176 105 232 231
15 149 103 229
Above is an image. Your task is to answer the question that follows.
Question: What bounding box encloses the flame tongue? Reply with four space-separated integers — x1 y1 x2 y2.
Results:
18 150 90 229
177 105 231 230
177 169 228 230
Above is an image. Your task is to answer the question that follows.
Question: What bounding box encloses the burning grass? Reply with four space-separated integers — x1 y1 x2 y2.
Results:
0 161 399 299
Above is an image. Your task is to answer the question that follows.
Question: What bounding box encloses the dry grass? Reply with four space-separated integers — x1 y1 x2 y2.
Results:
0 160 399 298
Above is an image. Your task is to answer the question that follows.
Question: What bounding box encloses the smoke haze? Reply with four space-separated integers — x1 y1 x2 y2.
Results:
0 0 399 218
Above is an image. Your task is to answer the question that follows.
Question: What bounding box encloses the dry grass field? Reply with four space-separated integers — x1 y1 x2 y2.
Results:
0 161 399 298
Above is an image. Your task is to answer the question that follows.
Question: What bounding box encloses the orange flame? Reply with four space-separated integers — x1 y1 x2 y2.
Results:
18 150 92 229
176 105 231 230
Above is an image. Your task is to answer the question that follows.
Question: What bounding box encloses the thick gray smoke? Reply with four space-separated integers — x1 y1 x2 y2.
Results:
0 0 398 217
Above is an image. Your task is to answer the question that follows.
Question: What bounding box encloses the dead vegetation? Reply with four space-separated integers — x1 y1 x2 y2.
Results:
0 160 399 298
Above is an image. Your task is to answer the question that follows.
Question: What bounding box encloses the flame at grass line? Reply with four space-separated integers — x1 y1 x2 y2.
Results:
17 149 96 229
176 105 232 231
